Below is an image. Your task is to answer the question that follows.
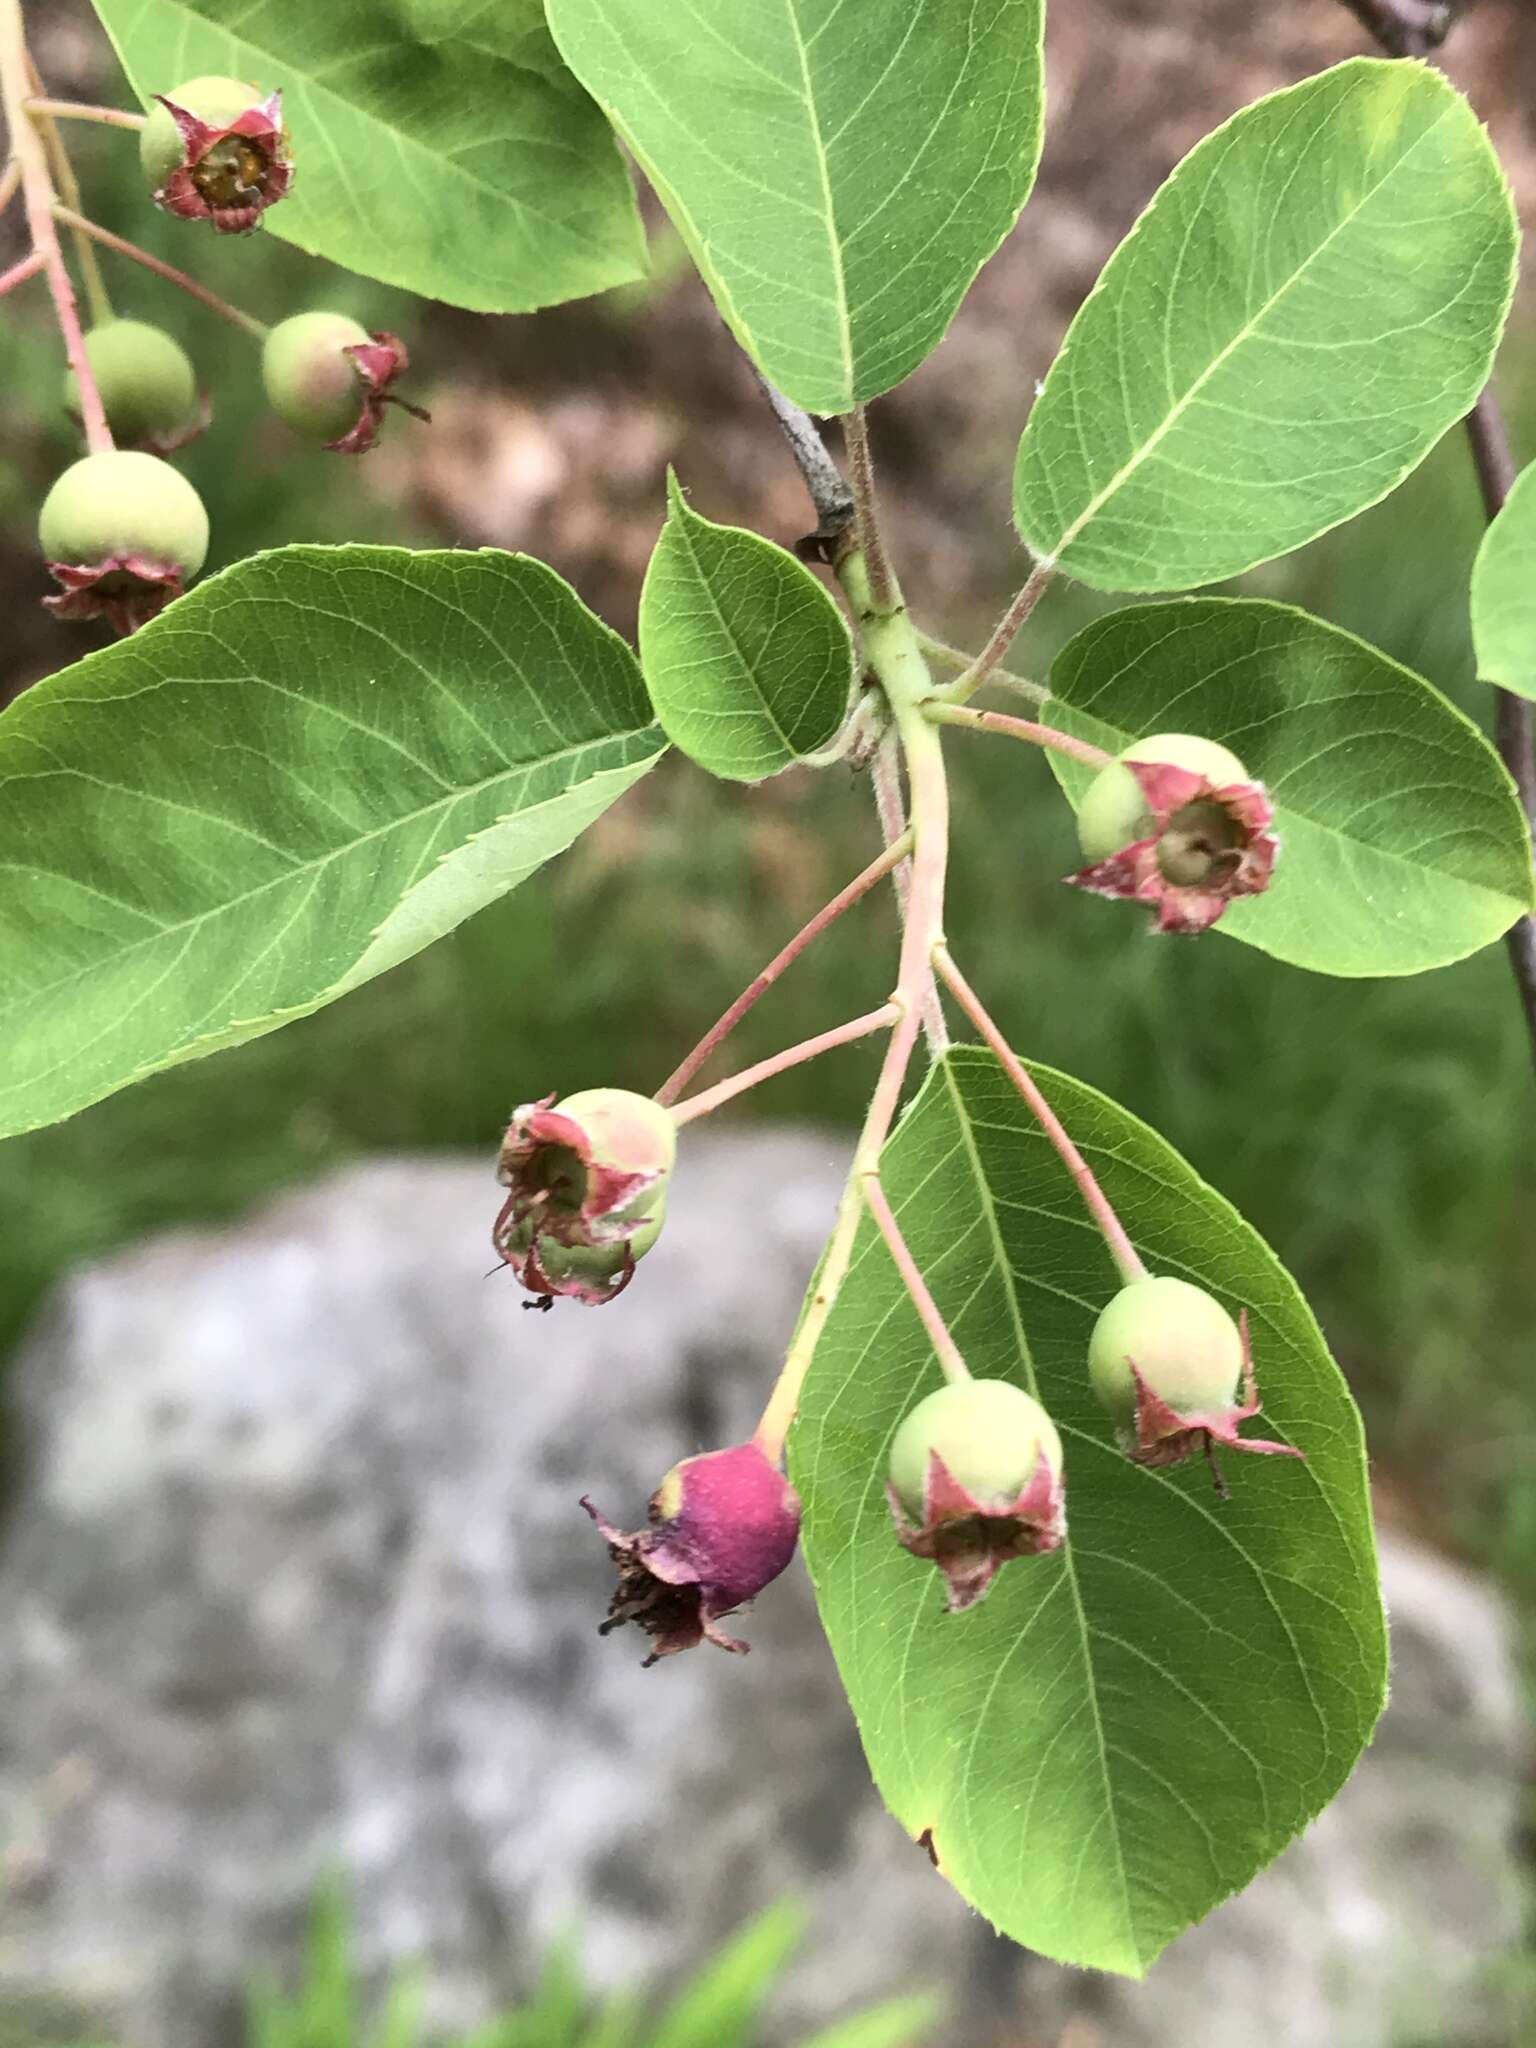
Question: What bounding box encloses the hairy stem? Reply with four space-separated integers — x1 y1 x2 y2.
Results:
934 945 1148 1287
925 699 1112 770
51 204 269 339
0 243 41 296
755 562 954 1462
916 627 1048 704
656 834 912 1107
670 1004 898 1128
843 404 899 613
871 728 949 1055
862 1175 971 1384
948 559 1055 701
0 1 110 452
23 97 145 130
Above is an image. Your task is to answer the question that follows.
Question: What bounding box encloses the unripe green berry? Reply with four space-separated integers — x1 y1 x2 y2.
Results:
39 451 209 583
1088 1276 1243 1429
261 312 374 441
64 321 200 451
140 75 270 191
1077 734 1251 864
555 1087 677 1189
889 1379 1061 1519
533 1200 666 1291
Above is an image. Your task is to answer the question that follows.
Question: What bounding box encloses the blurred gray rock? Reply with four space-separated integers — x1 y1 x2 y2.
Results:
0 1142 1525 2048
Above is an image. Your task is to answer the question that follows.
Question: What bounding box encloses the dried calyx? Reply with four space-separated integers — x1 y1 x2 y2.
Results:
139 74 293 233
493 1087 676 1306
583 1442 803 1665
1088 1274 1304 1492
1070 732 1278 934
887 1377 1066 1611
38 450 209 635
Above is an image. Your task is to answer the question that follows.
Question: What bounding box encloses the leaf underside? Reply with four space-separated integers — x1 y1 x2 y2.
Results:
0 546 665 1139
1044 597 1535 977
792 1048 1386 1976
1472 459 1536 704
91 0 646 310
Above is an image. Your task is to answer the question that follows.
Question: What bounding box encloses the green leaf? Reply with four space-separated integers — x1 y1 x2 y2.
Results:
791 1048 1386 1977
1472 459 1536 702
1013 59 1517 591
0 546 664 1140
545 0 1045 414
637 476 854 780
90 0 646 312
1042 597 1533 976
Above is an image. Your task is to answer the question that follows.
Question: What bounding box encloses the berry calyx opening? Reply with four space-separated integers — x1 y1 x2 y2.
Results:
262 312 425 454
140 76 293 233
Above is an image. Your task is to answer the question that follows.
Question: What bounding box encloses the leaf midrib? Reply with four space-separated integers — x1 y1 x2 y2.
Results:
1036 89 1455 560
0 720 660 1033
937 1055 1142 1971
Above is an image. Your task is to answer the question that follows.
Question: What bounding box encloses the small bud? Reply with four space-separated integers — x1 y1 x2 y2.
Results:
139 75 293 233
886 1379 1065 1612
493 1087 675 1305
1069 733 1278 935
582 1441 803 1665
64 320 206 454
38 450 209 636
1088 1275 1304 1490
261 312 426 455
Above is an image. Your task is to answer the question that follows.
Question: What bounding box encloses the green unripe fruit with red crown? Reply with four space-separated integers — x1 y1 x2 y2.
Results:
1088 1275 1243 1430
39 451 209 582
1077 734 1251 867
64 321 201 452
889 1379 1062 1519
140 74 271 189
262 312 374 441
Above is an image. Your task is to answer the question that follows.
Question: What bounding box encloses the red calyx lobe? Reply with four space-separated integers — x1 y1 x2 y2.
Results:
1122 1309 1305 1496
583 1441 803 1665
887 1447 1065 1614
153 90 293 233
1069 759 1278 935
43 556 187 637
330 333 425 455
493 1093 668 1307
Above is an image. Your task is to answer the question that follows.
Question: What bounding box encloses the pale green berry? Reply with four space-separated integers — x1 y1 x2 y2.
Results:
889 1379 1062 1520
1088 1276 1243 1429
261 312 374 441
1076 733 1252 865
64 321 200 450
39 451 209 582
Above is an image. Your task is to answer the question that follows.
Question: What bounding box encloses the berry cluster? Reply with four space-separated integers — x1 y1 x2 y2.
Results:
17 73 425 636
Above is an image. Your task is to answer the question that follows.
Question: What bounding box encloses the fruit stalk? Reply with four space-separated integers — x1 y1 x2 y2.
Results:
49 204 268 338
0 0 111 452
946 558 1056 702
655 834 911 1106
669 1003 899 1127
924 699 1112 769
933 943 1149 1287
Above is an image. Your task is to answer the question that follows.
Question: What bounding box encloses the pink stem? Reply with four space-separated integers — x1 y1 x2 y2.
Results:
0 4 111 453
23 97 145 131
952 560 1055 699
0 244 41 296
50 203 269 339
926 700 1111 770
670 1004 898 1127
933 945 1148 1286
655 834 910 1107
862 1175 971 1383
